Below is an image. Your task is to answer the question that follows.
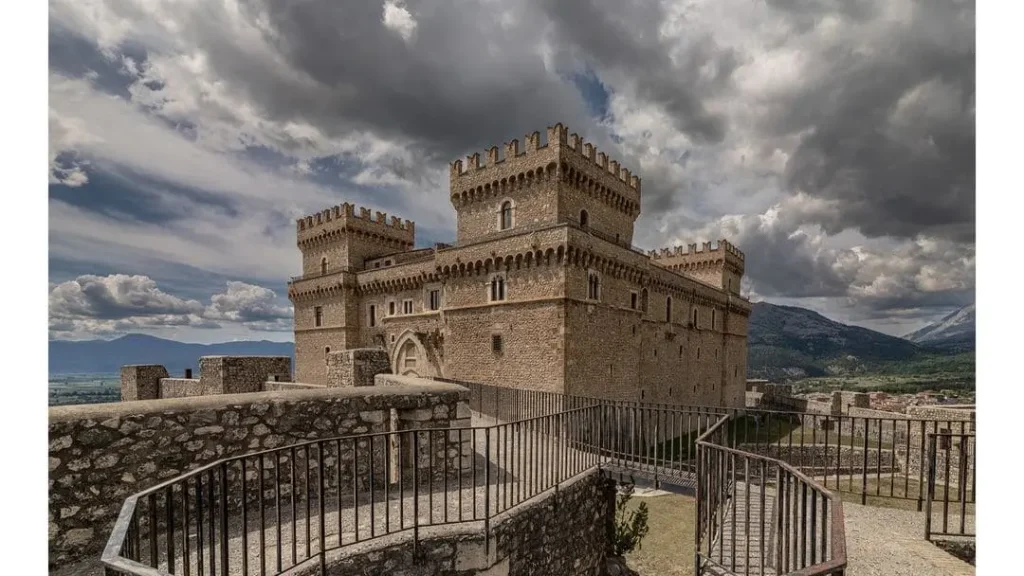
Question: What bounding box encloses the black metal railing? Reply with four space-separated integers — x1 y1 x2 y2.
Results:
455 380 975 509
101 402 728 576
696 414 846 576
924 432 976 541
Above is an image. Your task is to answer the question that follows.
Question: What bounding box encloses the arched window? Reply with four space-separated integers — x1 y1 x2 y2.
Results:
579 209 589 228
587 271 600 300
321 257 328 275
500 201 513 230
666 296 673 323
324 346 331 363
490 274 506 302
640 288 649 314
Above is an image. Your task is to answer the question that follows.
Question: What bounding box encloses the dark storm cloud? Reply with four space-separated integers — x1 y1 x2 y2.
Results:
769 0 975 242
162 0 596 165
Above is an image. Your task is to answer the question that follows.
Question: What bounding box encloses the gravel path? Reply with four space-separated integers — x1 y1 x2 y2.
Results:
842 501 974 576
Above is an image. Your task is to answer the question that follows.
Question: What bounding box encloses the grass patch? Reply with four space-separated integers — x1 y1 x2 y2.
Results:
623 493 695 576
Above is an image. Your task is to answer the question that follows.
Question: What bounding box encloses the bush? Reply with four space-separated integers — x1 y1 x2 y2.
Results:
612 482 650 556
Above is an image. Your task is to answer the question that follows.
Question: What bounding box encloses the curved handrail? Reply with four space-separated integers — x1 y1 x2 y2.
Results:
695 414 847 576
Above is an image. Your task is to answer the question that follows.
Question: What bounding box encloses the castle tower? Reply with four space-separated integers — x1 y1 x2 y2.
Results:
648 239 745 295
448 123 642 247
289 204 416 384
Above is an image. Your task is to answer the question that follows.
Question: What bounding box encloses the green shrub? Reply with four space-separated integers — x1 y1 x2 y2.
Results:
612 482 650 556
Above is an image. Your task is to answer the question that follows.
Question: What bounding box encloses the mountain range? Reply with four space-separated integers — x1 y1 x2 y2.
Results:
49 304 974 381
49 334 295 375
902 303 975 352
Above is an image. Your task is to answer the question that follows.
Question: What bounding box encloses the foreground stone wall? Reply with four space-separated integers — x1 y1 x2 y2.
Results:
317 468 616 576
48 381 469 569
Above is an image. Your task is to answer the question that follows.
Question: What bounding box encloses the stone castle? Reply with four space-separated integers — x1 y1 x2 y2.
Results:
288 123 750 407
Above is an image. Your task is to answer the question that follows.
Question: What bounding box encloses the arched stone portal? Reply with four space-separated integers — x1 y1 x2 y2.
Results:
390 330 441 378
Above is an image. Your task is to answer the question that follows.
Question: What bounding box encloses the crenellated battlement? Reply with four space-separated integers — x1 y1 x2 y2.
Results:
647 238 745 262
296 202 415 246
449 122 641 195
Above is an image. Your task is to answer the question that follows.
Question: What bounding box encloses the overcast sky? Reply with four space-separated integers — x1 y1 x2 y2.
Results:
47 0 975 343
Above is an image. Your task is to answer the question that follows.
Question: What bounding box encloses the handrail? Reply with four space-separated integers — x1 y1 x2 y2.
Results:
101 403 725 576
695 414 847 576
98 383 855 576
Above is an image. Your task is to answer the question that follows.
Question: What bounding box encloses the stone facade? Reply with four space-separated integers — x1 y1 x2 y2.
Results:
48 382 469 569
314 469 616 576
290 123 750 408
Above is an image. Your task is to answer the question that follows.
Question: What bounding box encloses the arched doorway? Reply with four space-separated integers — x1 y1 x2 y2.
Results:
391 331 441 378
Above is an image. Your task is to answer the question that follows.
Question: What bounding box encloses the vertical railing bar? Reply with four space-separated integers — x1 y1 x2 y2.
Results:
259 454 266 576
241 457 249 576
165 485 175 573
290 446 297 566
318 442 326 575
195 469 204 576
351 438 358 544
305 445 311 556
276 452 282 573
369 436 376 538
183 478 191 576
210 466 218 576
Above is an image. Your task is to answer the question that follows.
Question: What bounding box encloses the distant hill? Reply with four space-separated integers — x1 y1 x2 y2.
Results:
903 304 975 352
49 334 295 375
747 302 925 380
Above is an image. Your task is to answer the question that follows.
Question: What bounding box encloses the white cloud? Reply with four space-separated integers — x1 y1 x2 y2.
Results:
382 1 418 43
49 275 293 340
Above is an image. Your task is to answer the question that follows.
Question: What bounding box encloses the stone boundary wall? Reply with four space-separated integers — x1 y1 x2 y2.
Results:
120 365 168 401
311 468 616 576
48 382 469 569
159 378 218 398
328 348 392 388
264 381 325 391
739 444 901 476
198 356 293 394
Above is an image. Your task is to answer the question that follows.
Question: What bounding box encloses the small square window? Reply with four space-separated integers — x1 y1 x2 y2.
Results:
492 334 504 354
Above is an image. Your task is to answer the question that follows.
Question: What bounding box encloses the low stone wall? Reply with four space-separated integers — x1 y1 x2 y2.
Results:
264 381 325 391
48 381 469 569
739 443 901 476
328 348 392 387
316 468 616 576
120 365 168 401
199 356 292 394
159 377 218 398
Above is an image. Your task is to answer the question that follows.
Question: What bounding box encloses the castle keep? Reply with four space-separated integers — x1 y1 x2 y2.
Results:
288 123 750 407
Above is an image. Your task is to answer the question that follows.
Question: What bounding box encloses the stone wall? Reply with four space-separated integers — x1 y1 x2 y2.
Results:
159 377 218 398
48 381 469 569
316 468 616 576
120 365 168 401
328 348 392 387
198 356 292 394
739 444 902 476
